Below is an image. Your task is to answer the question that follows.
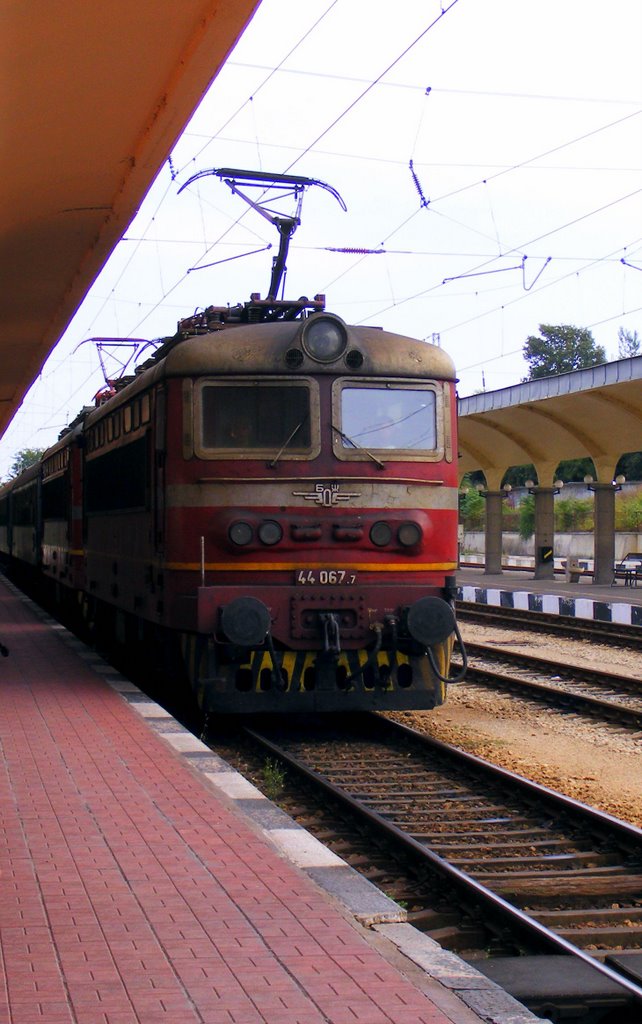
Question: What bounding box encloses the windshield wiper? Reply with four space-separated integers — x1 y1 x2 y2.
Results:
268 417 307 468
332 425 385 469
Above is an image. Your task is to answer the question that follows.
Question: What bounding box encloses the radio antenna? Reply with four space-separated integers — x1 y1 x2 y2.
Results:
178 167 346 301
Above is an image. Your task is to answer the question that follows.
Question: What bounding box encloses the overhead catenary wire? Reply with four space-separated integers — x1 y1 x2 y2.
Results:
174 0 342 178
445 235 642 361
2 1 642 468
9 2 464 445
182 128 642 175
75 1 342 344
78 7 642 345
320 106 642 295
227 61 642 108
115 0 463 337
281 0 462 175
357 184 642 327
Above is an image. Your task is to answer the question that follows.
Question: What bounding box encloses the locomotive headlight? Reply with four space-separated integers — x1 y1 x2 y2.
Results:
258 520 283 546
301 314 348 363
229 521 254 546
397 521 423 547
370 521 392 547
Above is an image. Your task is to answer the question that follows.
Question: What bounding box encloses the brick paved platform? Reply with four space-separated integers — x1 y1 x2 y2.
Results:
0 577 544 1024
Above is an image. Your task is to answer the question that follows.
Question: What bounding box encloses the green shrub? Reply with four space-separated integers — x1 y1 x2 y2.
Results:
459 489 485 531
554 497 593 532
616 489 642 531
518 495 535 540
502 507 521 532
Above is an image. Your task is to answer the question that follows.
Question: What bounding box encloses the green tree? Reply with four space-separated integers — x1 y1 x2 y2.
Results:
502 464 536 488
9 448 45 478
618 326 641 358
523 324 606 380
554 497 593 532
459 475 486 530
616 451 642 481
518 494 535 540
616 488 642 531
459 488 485 530
555 457 595 482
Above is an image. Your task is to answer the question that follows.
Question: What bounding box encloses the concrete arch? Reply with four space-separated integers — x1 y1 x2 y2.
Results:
458 358 642 584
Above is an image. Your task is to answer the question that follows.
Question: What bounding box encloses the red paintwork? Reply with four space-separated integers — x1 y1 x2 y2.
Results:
159 373 459 646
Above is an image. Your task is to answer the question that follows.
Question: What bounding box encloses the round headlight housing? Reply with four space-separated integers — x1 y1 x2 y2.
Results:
370 521 393 547
229 521 253 546
397 521 423 547
301 315 348 363
258 520 283 546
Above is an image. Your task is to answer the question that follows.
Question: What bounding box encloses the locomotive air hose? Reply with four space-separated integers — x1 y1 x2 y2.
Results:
427 618 468 684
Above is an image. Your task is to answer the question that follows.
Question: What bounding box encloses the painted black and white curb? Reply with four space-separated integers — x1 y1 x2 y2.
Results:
458 583 642 626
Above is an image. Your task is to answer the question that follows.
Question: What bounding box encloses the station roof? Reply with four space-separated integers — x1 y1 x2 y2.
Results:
0 0 260 440
458 357 642 489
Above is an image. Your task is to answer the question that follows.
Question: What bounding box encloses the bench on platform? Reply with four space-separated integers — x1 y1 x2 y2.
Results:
612 552 642 586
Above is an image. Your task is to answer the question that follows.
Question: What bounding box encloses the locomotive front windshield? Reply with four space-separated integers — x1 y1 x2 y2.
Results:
200 381 312 452
340 385 437 450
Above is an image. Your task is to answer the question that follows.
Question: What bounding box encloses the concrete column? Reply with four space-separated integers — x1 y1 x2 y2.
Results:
533 487 556 580
591 483 616 585
483 490 504 575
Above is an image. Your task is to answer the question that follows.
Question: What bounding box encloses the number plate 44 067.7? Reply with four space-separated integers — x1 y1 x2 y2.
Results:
295 569 357 586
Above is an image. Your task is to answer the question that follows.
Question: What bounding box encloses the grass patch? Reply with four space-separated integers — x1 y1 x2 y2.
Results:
262 757 286 800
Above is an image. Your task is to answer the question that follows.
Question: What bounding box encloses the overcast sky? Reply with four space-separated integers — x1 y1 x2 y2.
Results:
3 0 642 476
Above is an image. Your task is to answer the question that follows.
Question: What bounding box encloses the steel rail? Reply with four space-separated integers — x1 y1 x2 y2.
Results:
457 601 642 648
244 716 642 1008
455 642 642 729
464 641 642 692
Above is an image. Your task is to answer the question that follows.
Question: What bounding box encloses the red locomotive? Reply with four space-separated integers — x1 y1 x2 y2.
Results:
0 170 466 714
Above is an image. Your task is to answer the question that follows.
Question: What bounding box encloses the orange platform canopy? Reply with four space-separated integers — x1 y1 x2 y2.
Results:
0 0 260 439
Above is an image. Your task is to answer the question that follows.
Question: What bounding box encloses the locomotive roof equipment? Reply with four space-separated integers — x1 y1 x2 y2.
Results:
178 167 347 304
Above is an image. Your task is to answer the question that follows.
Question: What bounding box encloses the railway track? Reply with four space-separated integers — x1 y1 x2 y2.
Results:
457 600 642 649
231 713 642 1022
458 642 642 732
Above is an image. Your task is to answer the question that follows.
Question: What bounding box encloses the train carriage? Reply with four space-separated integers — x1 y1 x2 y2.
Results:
4 463 40 575
41 423 85 598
